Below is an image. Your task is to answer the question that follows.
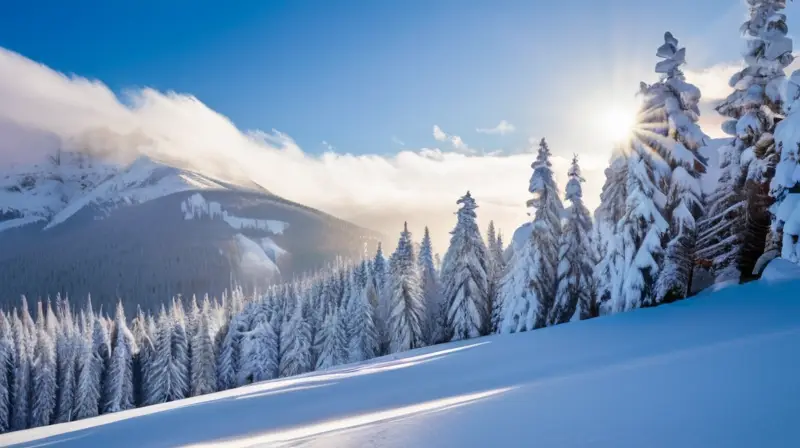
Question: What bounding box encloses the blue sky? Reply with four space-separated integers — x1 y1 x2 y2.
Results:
0 0 797 245
0 0 755 156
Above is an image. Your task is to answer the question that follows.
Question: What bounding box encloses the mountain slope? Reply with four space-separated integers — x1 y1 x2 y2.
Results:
4 276 799 447
0 155 380 311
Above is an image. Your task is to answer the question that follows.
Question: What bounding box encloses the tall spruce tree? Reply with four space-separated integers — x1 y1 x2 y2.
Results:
703 0 794 282
190 300 217 397
387 223 426 353
549 156 596 324
441 192 491 340
499 138 564 332
278 296 313 377
73 310 100 420
594 148 629 313
635 33 707 303
772 70 800 264
54 298 77 423
30 304 57 428
315 308 349 370
0 313 13 433
104 303 135 414
486 221 507 333
418 226 444 344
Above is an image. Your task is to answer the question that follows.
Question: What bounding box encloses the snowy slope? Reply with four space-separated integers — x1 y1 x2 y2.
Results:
0 152 115 230
4 278 799 448
45 157 247 229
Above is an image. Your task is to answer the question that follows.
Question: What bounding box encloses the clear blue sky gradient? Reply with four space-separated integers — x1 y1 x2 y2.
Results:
0 0 782 156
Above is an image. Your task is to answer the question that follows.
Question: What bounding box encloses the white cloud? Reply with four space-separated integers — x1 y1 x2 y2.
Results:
391 136 405 146
432 125 447 141
431 124 473 154
0 46 607 249
476 120 515 135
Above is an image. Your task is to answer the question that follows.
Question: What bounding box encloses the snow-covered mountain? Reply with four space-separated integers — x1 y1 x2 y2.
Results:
0 153 380 311
4 271 798 447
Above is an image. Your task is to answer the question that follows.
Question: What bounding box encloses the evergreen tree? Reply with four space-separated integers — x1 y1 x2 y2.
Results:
607 90 670 312
441 192 491 340
704 0 794 281
549 156 596 324
241 320 279 382
190 300 217 397
387 223 426 353
594 148 629 312
346 279 379 363
104 303 135 414
315 307 349 370
73 311 100 420
418 226 444 344
771 69 800 264
499 138 564 332
216 312 247 391
147 307 172 405
10 312 30 430
486 221 506 333
91 309 111 413
168 303 190 401
642 33 707 303
30 305 57 428
131 308 154 406
279 296 313 377
0 313 13 433
54 298 77 423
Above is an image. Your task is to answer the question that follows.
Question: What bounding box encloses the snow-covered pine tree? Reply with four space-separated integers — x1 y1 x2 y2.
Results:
278 296 313 377
103 303 135 414
147 307 172 405
73 310 100 420
499 138 564 332
0 312 13 433
10 311 30 430
241 319 279 382
549 156 596 324
386 223 426 353
371 243 390 354
607 80 671 312
706 0 794 281
315 306 349 370
91 308 111 413
54 298 77 423
346 275 379 363
418 226 444 344
441 192 491 340
594 147 628 312
216 311 247 391
771 69 800 263
30 304 57 428
168 302 190 401
190 299 217 397
486 221 507 333
131 308 154 406
634 33 707 304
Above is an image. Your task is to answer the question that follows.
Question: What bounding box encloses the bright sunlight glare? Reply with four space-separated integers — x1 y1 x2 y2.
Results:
602 107 637 142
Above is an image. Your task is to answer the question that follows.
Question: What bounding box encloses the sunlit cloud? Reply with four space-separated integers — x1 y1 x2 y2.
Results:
476 120 515 135
0 46 606 250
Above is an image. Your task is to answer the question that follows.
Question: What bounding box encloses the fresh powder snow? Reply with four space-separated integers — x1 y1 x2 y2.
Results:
3 276 798 447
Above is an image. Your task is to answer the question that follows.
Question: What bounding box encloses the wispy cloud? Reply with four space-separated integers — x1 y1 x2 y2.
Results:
432 125 447 141
322 140 336 152
391 136 405 146
0 47 606 248
431 125 473 154
476 120 515 135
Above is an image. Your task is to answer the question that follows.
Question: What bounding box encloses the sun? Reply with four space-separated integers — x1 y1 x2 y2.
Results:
602 107 637 142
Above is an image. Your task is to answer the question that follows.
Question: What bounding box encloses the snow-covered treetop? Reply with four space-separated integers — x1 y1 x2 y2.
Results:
741 0 793 70
718 0 792 123
655 32 686 79
455 191 478 221
527 138 557 212
565 155 585 203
